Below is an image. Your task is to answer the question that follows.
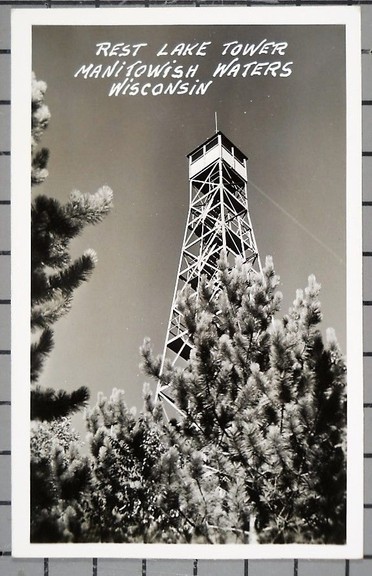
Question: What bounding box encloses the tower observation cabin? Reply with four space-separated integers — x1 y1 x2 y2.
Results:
156 130 261 412
189 130 248 180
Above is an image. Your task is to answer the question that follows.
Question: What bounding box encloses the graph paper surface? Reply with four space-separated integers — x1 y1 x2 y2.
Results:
1 1 371 574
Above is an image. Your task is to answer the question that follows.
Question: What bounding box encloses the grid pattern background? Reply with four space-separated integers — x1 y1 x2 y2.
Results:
0 1 371 575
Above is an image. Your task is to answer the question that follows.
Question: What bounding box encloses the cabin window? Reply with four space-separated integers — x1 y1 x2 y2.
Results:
191 147 203 163
205 135 218 152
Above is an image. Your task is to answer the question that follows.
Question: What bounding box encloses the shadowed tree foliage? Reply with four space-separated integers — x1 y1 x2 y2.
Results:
31 417 92 542
30 256 346 544
141 256 346 543
31 74 113 420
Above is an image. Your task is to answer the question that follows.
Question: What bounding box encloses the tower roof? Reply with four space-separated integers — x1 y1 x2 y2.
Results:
187 130 248 162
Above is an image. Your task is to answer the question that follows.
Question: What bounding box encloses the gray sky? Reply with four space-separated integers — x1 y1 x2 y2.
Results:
32 23 346 422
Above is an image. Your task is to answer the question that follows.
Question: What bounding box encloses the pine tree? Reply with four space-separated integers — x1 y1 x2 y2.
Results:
31 74 113 420
30 417 92 542
29 253 346 544
142 256 347 544
31 385 236 544
83 388 222 543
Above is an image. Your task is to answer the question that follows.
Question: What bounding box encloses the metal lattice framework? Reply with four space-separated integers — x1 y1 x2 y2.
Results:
156 131 261 414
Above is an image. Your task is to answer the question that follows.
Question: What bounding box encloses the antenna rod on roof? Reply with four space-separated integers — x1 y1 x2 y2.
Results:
215 112 218 133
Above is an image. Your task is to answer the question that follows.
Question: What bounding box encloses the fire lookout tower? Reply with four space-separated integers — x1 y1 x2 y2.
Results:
156 130 261 413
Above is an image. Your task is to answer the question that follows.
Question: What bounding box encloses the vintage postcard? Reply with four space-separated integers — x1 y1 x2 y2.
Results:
11 6 363 558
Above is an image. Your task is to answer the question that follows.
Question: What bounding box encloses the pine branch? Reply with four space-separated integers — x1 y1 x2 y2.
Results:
65 187 113 226
32 148 50 186
31 73 50 152
139 338 162 379
31 385 90 421
31 290 73 330
48 250 97 294
31 328 54 382
32 195 83 245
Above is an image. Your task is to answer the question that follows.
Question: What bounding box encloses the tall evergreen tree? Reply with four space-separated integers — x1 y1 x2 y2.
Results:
31 386 241 544
30 417 92 542
30 256 346 544
31 74 113 420
142 256 347 544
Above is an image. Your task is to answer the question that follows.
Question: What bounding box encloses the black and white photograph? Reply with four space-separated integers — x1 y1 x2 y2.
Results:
11 6 363 559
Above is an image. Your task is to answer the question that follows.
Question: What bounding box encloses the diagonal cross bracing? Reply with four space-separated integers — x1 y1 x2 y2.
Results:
157 131 261 415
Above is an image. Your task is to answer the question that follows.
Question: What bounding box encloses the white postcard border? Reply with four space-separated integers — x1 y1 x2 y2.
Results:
11 6 363 559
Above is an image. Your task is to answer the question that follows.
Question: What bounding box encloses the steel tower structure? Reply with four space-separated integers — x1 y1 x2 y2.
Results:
156 130 261 414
